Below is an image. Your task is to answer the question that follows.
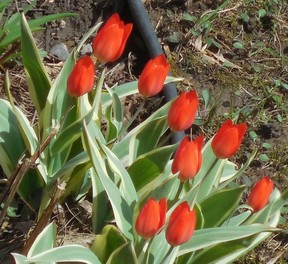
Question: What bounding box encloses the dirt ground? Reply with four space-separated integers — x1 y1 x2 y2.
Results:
0 0 288 263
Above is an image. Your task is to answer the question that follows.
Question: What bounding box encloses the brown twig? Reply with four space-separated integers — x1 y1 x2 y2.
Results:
0 126 59 227
22 181 65 255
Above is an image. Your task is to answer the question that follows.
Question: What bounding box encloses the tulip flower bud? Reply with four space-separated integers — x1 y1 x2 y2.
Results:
247 176 274 212
67 56 95 97
92 13 133 63
172 135 204 182
135 198 167 239
211 119 247 159
168 90 198 132
166 202 196 246
138 54 170 97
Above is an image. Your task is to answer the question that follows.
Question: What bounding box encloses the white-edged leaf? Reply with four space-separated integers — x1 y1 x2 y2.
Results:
20 245 100 264
83 121 133 240
0 99 26 175
112 100 172 164
178 224 279 256
27 222 56 257
101 76 182 109
98 142 138 206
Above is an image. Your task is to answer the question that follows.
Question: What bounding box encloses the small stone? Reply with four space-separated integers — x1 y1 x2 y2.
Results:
50 43 69 61
80 44 93 55
59 20 66 29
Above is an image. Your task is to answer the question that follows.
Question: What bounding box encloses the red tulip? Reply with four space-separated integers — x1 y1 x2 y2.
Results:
211 119 247 159
67 56 95 97
92 13 133 62
248 177 274 212
172 135 204 182
166 202 196 246
168 90 198 131
138 54 170 97
135 198 167 239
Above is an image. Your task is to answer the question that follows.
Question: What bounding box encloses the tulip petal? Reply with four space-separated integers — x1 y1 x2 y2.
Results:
135 198 167 239
166 202 197 246
211 119 247 159
92 13 133 62
168 90 198 131
67 56 95 97
248 176 274 212
172 135 203 181
138 54 170 97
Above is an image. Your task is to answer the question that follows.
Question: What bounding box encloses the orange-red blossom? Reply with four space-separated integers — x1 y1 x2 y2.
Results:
166 201 197 246
247 176 274 212
92 13 133 63
138 54 170 97
172 135 204 182
135 198 167 239
67 55 95 97
168 90 198 132
211 119 247 159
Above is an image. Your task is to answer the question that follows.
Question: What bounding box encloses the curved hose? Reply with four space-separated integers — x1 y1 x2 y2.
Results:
126 0 185 144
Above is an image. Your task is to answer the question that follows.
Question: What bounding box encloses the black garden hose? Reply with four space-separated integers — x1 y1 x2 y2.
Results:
125 0 185 144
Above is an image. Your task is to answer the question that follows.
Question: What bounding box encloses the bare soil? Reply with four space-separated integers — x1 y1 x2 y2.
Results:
0 0 287 263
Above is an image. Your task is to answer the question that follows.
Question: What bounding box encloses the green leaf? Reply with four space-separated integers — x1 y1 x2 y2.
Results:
262 142 271 149
0 0 11 12
201 89 211 109
148 231 171 264
233 41 244 49
13 245 101 264
219 149 257 189
40 52 75 138
128 145 176 191
61 162 91 200
178 224 279 255
259 154 269 161
101 76 182 109
83 121 133 240
4 71 40 157
98 142 138 206
249 130 258 141
1 12 76 49
106 86 124 134
105 105 119 142
240 13 249 23
90 168 109 233
130 116 168 160
0 99 44 207
193 195 282 264
101 81 139 109
258 9 267 18
200 186 245 228
0 99 28 175
107 242 137 264
21 13 51 113
112 101 171 163
27 222 56 257
194 148 226 202
91 225 127 263
182 13 197 22
50 108 94 155
190 238 254 264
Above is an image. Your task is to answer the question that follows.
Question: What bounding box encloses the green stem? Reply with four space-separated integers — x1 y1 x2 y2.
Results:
160 245 175 264
174 180 185 202
137 239 150 264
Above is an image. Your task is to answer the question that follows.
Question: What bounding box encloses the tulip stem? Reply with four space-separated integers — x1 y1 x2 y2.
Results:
160 245 175 264
137 239 150 263
174 181 185 202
